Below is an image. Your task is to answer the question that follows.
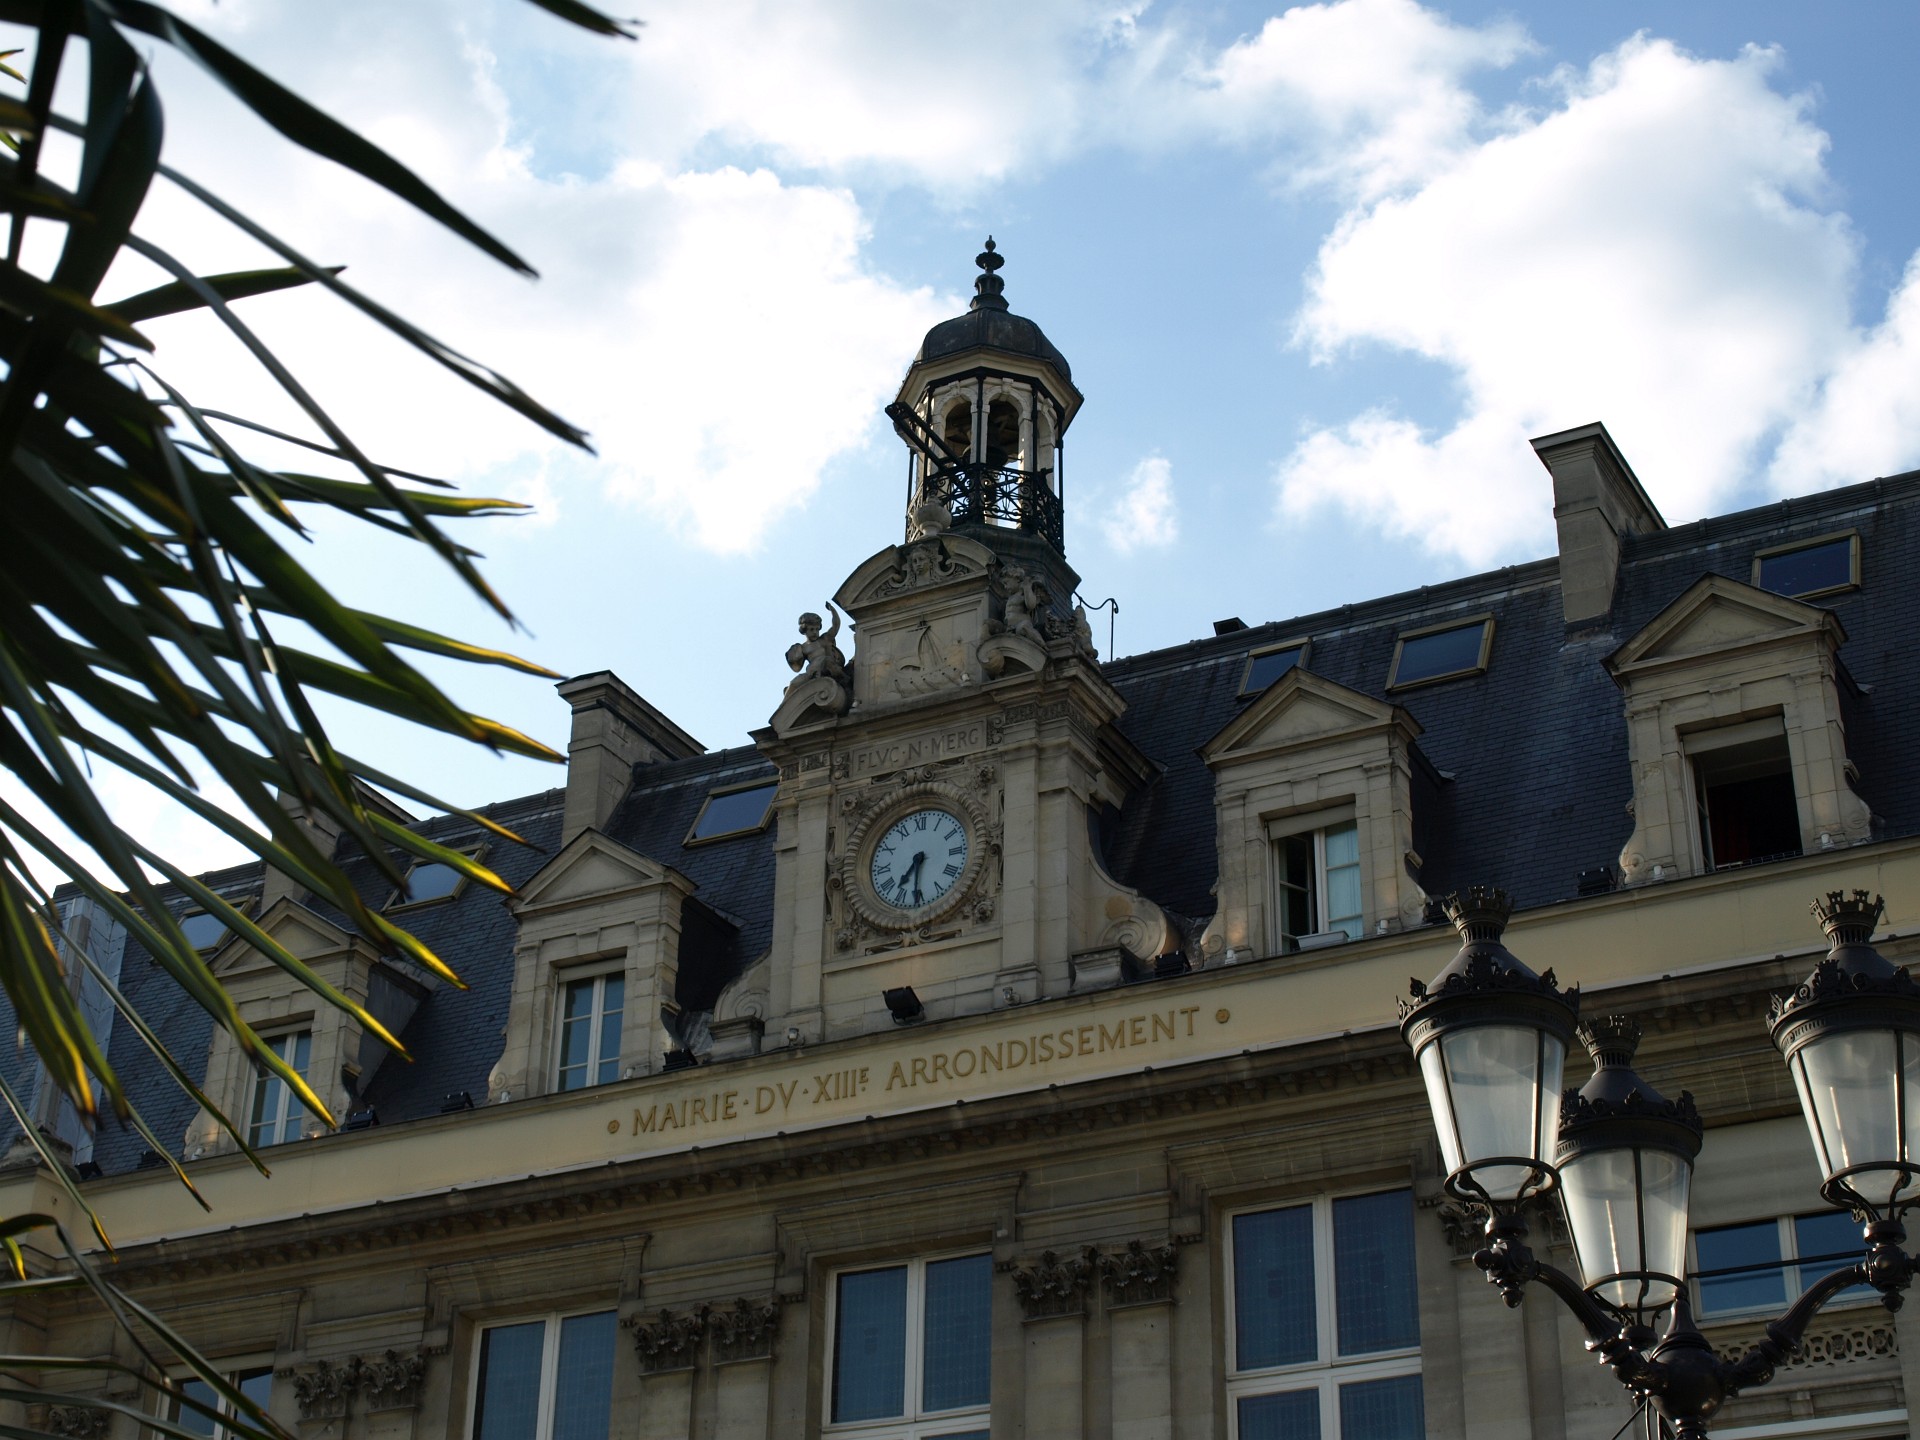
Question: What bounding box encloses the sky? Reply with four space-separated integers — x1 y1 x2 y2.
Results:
10 0 1920 880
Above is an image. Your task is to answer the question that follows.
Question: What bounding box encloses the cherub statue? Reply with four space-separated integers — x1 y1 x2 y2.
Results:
785 603 847 692
998 563 1048 645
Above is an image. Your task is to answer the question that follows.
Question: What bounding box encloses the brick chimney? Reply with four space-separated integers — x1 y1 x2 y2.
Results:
556 672 704 844
1533 422 1665 629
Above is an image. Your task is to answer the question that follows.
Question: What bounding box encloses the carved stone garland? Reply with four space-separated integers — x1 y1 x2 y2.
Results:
289 1350 428 1421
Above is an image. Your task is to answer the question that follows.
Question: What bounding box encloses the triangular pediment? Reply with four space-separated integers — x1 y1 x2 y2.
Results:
212 896 356 976
513 828 692 916
1608 575 1844 676
1201 669 1417 766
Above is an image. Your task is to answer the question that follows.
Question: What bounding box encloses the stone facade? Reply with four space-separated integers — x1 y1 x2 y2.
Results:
3 248 1917 1440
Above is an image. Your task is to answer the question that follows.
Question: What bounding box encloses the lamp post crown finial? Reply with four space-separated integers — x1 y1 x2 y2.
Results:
1444 885 1514 942
1812 889 1885 946
1578 1014 1643 1067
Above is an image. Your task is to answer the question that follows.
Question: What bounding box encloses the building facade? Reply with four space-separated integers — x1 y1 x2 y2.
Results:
6 243 1920 1440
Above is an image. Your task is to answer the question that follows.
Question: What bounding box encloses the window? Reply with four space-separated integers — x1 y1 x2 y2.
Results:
1269 812 1363 952
555 972 623 1092
248 1030 311 1147
685 781 777 845
827 1252 990 1438
178 909 230 952
1694 1211 1871 1318
1229 1189 1422 1440
1240 640 1309 698
1386 617 1492 690
471 1310 615 1440
1755 533 1858 599
1687 720 1801 870
170 1366 272 1440
388 852 474 909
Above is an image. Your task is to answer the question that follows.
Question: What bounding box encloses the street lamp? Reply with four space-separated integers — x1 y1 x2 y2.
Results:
1397 886 1920 1440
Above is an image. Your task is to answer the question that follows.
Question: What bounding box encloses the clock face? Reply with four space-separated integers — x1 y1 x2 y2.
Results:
869 808 970 911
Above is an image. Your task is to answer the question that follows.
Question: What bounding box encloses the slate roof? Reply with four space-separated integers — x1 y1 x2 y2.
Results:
14 467 1920 1176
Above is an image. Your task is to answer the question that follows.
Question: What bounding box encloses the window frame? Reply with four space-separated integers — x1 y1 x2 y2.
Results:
1385 614 1494 691
1238 637 1312 699
246 1026 313 1149
386 844 486 912
165 1361 275 1440
552 962 626 1093
465 1306 618 1440
1224 1188 1423 1440
173 893 254 953
1752 530 1860 600
1691 1210 1876 1321
822 1247 993 1440
1683 716 1801 872
683 779 779 847
1265 807 1362 954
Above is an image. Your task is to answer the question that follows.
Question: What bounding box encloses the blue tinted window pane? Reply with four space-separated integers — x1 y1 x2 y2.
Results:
595 977 624 1086
1695 1221 1786 1314
1339 1375 1425 1440
1759 538 1852 596
179 911 228 951
552 1311 616 1440
175 1378 218 1438
1239 1389 1321 1440
1793 1211 1871 1302
690 784 777 841
1334 1190 1419 1355
474 1321 545 1440
1393 622 1486 685
1235 1206 1317 1370
833 1267 908 1422
401 861 462 904
235 1368 273 1417
922 1254 991 1412
1244 646 1304 694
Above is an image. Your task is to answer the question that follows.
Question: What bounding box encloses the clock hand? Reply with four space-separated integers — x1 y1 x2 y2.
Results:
905 851 927 905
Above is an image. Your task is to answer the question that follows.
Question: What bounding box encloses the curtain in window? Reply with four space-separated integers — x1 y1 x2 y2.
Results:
1238 1388 1321 1440
1234 1206 1317 1369
1338 1375 1425 1440
832 1267 908 1422
473 1321 545 1440
922 1254 991 1412
1332 1190 1419 1354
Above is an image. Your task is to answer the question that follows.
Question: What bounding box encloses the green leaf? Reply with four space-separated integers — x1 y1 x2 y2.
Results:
105 261 341 323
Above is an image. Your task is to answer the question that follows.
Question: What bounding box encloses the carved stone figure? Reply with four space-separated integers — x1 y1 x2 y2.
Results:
785 604 848 692
997 564 1048 645
1072 603 1096 657
908 490 953 540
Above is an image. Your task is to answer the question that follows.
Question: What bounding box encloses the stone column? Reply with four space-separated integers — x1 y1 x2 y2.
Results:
1098 1242 1178 1440
1012 1250 1095 1440
706 1298 779 1440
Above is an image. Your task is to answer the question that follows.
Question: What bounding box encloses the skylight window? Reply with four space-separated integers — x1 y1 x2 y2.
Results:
686 781 778 845
1387 617 1493 690
178 910 229 952
1239 640 1308 697
1754 534 1857 599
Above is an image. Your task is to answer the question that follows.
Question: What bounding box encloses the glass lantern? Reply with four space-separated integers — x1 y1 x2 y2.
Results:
1400 887 1580 1203
1772 891 1920 1215
1555 1016 1702 1314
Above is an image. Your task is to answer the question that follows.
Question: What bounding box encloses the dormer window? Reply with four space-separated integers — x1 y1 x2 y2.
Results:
178 909 229 952
1387 616 1492 690
555 970 624 1092
1239 640 1309 698
1754 532 1858 599
247 1029 311 1147
1687 719 1801 869
1270 809 1362 951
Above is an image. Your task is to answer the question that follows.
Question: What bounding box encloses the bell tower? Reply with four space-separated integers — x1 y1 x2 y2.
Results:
752 242 1170 1048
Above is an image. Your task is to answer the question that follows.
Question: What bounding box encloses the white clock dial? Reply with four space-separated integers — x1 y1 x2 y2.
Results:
869 808 969 911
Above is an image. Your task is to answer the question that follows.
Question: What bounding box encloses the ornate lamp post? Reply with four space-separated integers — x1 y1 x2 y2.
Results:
1398 888 1920 1440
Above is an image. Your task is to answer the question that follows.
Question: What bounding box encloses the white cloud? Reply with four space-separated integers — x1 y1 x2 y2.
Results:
1771 253 1920 490
1277 36 1867 564
1100 454 1180 554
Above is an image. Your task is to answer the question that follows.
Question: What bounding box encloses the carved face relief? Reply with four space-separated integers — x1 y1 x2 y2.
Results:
868 807 969 912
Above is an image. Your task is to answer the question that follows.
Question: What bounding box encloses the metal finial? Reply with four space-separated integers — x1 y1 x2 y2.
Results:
970 235 1008 312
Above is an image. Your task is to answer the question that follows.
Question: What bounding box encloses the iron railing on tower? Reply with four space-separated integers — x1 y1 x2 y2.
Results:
918 462 1063 552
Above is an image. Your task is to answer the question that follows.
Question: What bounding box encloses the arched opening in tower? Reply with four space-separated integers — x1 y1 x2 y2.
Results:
942 400 973 462
986 399 1020 470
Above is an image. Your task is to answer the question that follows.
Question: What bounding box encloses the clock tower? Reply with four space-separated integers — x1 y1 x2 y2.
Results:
753 242 1173 1045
